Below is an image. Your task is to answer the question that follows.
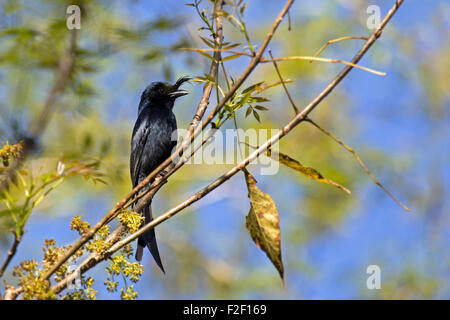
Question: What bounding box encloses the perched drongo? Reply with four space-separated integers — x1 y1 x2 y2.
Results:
130 76 190 272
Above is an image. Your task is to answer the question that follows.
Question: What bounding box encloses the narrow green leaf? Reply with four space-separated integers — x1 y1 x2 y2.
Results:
242 82 265 94
253 110 261 122
222 43 241 50
217 10 230 18
202 73 215 82
253 105 269 111
240 3 248 15
251 96 270 103
196 50 217 62
245 106 252 117
221 53 243 62
199 35 216 48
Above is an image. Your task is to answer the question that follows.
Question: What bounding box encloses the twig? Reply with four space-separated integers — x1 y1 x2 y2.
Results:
180 48 386 76
310 36 369 62
261 56 386 76
267 49 299 114
179 47 248 57
0 234 21 278
305 118 410 211
287 10 291 31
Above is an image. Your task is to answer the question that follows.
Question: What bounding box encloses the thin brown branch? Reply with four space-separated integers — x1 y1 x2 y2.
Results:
287 9 291 31
0 234 21 278
305 118 410 212
180 48 385 76
179 47 250 57
310 36 369 62
267 48 299 114
180 0 224 147
261 56 386 76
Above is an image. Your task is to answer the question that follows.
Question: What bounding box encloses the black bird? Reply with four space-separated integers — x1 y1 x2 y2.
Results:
130 76 190 272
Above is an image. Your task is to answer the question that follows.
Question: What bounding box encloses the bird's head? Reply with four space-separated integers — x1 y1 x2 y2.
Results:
139 76 191 112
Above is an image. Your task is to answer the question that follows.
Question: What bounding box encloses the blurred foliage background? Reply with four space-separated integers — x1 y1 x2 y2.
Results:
0 0 449 299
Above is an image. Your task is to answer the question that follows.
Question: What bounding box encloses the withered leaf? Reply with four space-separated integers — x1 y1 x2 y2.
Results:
244 169 284 284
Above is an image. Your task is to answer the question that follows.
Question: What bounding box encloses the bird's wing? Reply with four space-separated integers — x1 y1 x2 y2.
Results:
130 116 151 188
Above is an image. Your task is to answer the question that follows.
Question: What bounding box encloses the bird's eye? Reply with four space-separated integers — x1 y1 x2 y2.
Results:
159 88 164 94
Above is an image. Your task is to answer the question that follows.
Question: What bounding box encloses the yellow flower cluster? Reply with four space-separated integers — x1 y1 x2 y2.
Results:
118 210 144 234
12 259 55 300
86 225 111 253
70 216 91 235
104 254 144 300
0 140 24 166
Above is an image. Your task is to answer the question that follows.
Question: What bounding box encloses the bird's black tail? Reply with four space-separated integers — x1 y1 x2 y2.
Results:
135 202 165 273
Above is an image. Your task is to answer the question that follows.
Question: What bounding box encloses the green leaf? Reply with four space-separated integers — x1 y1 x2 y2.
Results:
253 105 269 111
244 169 284 284
217 10 230 18
242 82 265 94
245 106 252 117
240 3 248 16
222 43 241 50
251 96 270 103
202 73 215 82
0 208 21 216
253 110 260 122
196 50 217 62
267 150 351 194
221 53 243 62
199 36 216 48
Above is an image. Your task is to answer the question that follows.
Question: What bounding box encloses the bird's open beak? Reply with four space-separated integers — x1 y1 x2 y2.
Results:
169 90 189 98
170 76 192 98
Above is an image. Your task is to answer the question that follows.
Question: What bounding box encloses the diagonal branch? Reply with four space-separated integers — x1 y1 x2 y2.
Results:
180 48 386 75
0 234 21 278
